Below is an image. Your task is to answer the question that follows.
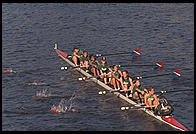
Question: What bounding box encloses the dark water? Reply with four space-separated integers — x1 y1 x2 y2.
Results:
2 3 194 131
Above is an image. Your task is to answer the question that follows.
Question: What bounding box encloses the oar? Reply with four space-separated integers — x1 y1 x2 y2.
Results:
120 104 147 111
3 66 69 74
95 48 141 57
102 89 132 94
98 88 133 95
157 88 194 94
118 62 163 69
135 70 181 79
78 75 100 81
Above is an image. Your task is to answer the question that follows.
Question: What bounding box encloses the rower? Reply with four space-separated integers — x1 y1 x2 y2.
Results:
119 70 134 98
88 55 100 76
111 65 122 90
72 48 83 66
144 87 159 110
98 57 112 84
154 96 174 116
132 79 148 103
80 51 90 70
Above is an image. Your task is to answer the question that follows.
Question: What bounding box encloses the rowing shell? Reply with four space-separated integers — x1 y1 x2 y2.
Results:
54 44 188 131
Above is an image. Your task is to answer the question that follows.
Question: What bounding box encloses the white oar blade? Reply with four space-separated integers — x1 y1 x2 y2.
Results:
78 78 83 81
98 91 103 95
61 67 65 70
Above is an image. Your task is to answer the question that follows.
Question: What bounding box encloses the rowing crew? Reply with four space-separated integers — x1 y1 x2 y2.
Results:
71 48 174 115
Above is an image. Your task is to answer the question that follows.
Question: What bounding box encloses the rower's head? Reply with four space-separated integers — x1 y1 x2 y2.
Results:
101 57 107 65
83 51 88 57
102 56 106 61
149 87 154 94
122 70 129 78
90 55 95 61
135 79 141 86
73 48 79 52
113 65 118 71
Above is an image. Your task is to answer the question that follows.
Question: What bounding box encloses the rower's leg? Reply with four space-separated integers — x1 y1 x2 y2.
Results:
116 80 120 90
96 69 100 76
91 68 96 76
128 86 133 97
112 78 117 89
124 90 128 98
153 99 159 108
104 77 107 84
80 61 84 67
148 99 152 107
72 56 78 65
133 92 138 99
124 85 128 97
146 100 150 107
84 61 89 69
148 100 153 110
107 72 112 83
138 93 144 103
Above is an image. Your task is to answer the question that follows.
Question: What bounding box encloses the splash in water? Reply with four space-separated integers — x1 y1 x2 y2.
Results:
32 88 51 98
50 92 76 113
18 81 49 86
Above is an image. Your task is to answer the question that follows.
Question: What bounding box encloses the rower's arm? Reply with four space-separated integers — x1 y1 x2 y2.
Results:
89 61 92 65
144 88 148 93
73 52 81 58
119 77 125 89
129 77 134 87
100 70 103 74
80 60 84 65
96 60 100 65
109 68 113 72
112 73 120 81
136 88 142 93
154 94 159 101
89 61 96 67
118 70 123 77
144 94 147 104
112 72 117 78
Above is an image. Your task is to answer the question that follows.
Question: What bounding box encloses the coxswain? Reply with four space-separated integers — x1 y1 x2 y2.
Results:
98 57 112 84
144 87 159 110
132 79 148 103
119 70 134 98
72 48 83 66
80 51 90 70
154 96 174 116
88 55 100 76
111 65 122 90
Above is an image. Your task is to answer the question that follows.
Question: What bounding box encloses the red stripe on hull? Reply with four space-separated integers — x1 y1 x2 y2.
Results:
162 116 188 131
56 49 68 58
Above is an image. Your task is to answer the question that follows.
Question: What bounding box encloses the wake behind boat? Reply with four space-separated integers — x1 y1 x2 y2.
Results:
54 44 188 131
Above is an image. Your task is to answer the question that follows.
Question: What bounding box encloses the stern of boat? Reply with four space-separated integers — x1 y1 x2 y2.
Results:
54 43 58 50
